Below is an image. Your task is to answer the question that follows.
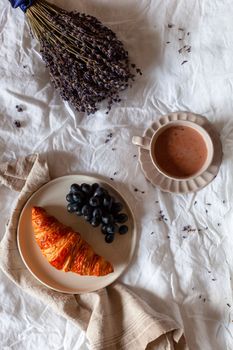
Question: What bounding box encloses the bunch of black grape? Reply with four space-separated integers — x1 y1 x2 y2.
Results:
66 183 129 243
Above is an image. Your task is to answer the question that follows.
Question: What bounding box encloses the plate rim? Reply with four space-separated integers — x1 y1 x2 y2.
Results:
17 173 137 294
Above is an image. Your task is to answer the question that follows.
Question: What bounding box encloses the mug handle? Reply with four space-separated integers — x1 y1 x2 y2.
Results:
132 136 150 150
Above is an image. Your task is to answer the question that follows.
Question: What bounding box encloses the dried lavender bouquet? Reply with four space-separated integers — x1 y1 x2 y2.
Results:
10 0 141 115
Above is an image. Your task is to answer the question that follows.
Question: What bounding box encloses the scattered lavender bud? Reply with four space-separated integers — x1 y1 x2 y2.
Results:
13 120 21 128
16 105 24 112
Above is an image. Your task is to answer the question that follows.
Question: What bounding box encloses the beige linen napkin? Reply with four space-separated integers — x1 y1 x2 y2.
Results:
0 154 187 350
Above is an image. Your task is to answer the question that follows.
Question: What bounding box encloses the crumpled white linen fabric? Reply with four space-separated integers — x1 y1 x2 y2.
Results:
0 0 233 349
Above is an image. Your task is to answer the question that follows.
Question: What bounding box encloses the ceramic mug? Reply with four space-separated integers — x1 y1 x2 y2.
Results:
132 120 214 181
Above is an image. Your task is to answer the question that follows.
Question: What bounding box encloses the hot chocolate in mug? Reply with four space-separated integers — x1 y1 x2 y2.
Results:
132 120 214 181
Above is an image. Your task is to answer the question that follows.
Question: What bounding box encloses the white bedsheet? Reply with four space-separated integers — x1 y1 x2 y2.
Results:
1 0 233 349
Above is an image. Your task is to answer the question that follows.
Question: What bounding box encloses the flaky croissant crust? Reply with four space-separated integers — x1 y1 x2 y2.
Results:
32 206 114 276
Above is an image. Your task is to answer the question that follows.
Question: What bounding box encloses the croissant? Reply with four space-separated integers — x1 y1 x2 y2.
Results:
32 206 114 276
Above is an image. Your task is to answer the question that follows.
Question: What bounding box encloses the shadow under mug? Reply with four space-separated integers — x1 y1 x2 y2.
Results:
132 120 214 181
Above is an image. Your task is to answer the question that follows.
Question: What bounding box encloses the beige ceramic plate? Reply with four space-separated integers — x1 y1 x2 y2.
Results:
17 175 136 294
139 112 222 193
